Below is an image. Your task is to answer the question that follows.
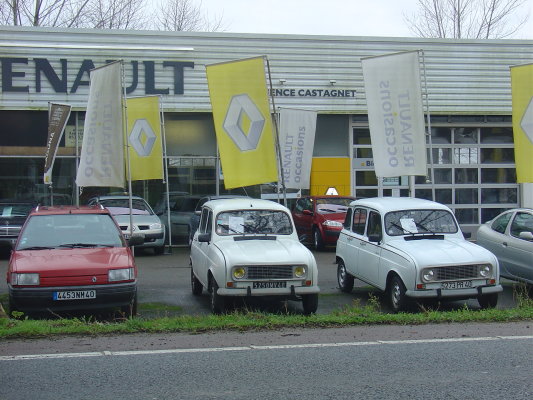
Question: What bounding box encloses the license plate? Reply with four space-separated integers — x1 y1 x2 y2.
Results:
53 290 96 300
253 281 287 289
441 280 472 290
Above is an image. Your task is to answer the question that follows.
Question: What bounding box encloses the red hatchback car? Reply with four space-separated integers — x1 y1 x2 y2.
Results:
292 196 355 250
7 205 142 317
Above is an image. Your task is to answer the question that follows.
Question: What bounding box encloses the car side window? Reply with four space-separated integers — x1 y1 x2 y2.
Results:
491 212 512 234
510 212 533 239
294 199 304 213
343 208 352 229
367 211 382 238
199 208 209 233
206 211 213 234
352 208 367 235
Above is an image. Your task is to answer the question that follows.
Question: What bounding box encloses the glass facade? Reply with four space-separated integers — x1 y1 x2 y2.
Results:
351 116 518 232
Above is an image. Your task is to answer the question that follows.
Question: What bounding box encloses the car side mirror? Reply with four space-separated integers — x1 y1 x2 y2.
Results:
368 233 382 243
302 209 313 216
462 231 472 239
519 231 533 241
198 232 211 243
127 234 145 247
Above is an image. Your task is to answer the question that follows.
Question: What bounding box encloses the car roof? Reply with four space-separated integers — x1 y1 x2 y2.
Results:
203 198 289 213
90 195 145 201
350 197 452 214
301 195 356 200
30 205 109 216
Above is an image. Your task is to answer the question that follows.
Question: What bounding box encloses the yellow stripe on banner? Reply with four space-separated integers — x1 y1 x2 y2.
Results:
206 57 278 189
510 63 533 183
126 96 163 181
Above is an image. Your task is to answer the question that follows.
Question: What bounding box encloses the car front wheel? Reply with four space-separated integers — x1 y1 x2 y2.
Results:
337 260 354 293
302 293 319 315
478 293 498 309
389 275 407 313
210 276 226 314
313 228 324 250
191 267 203 296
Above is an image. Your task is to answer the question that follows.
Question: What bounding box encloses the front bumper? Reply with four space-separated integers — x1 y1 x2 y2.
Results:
218 284 320 297
8 282 137 313
406 284 503 299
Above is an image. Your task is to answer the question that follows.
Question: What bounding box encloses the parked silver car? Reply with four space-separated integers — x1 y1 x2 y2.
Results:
88 195 165 255
476 208 533 286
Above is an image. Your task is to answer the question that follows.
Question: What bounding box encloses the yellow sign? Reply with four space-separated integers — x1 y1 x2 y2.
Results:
126 96 163 181
510 63 533 182
206 57 278 189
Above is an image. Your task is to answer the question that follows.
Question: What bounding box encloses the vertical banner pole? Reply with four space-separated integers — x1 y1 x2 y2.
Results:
421 50 435 200
75 112 80 206
266 57 287 206
159 96 173 252
121 62 134 243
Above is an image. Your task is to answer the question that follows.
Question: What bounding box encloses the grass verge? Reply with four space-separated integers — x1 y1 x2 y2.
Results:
1 293 532 339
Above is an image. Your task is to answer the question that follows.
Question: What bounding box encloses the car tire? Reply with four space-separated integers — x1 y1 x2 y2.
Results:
121 292 138 318
478 293 498 309
191 267 203 296
313 227 324 250
389 275 407 313
302 293 319 315
210 276 226 314
154 245 165 255
8 295 19 317
337 260 354 293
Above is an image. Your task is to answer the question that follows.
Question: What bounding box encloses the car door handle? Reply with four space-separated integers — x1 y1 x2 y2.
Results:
502 242 508 247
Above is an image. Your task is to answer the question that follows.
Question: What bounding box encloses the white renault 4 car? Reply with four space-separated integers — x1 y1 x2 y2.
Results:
336 197 502 312
190 198 319 314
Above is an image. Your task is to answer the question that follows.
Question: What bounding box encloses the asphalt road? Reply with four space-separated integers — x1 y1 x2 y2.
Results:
0 245 522 317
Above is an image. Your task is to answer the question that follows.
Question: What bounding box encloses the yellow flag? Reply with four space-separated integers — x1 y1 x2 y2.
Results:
206 57 278 189
126 96 163 181
510 63 533 183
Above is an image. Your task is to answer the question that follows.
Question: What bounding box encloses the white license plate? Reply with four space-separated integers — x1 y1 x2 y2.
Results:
53 290 96 300
441 280 473 290
253 281 287 289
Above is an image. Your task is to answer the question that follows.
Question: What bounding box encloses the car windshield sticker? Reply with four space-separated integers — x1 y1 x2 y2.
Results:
229 216 244 234
400 218 418 233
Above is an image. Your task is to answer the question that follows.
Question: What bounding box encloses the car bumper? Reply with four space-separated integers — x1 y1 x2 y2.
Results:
8 282 137 313
406 284 503 299
218 284 320 297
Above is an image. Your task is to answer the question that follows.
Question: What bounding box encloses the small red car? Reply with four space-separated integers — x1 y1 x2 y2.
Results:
7 205 143 317
292 196 355 250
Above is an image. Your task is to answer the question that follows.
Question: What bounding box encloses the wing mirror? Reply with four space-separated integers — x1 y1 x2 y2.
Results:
519 231 533 241
368 233 382 243
198 232 211 243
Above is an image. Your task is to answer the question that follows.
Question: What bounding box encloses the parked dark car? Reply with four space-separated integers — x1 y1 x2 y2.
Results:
0 201 34 248
155 194 202 246
476 208 533 286
188 194 249 246
292 195 355 250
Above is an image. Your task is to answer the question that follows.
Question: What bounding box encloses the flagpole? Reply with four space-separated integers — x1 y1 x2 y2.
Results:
159 95 173 253
265 57 287 206
121 61 134 243
420 50 435 200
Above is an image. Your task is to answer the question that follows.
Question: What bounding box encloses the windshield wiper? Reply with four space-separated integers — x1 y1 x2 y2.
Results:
415 221 435 234
58 243 98 248
19 246 55 250
217 223 243 234
389 222 416 235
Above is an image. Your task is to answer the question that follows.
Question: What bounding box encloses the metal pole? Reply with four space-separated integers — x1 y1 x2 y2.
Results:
265 57 287 206
420 50 435 200
121 62 134 244
159 96 173 253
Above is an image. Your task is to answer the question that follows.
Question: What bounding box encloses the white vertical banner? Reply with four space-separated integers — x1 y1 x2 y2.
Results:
279 108 317 189
44 103 71 185
362 51 427 177
76 61 124 188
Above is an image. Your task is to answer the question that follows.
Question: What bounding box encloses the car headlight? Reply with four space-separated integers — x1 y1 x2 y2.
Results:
479 264 492 278
149 222 162 230
294 266 307 278
232 267 246 279
108 268 134 282
422 269 436 282
322 220 343 228
11 273 40 286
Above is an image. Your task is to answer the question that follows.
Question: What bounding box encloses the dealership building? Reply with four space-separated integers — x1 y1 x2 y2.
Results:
1 26 532 237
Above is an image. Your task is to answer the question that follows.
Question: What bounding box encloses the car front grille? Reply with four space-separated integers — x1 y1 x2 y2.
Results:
246 265 295 280
435 265 479 280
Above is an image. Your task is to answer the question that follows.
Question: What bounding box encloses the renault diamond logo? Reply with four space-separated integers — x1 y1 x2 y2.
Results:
223 94 265 151
129 119 156 157
521 97 533 144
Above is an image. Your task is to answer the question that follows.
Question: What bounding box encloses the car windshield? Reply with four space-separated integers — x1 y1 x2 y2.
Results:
0 203 33 217
384 209 458 236
315 198 352 214
98 199 153 215
215 209 293 235
17 213 124 250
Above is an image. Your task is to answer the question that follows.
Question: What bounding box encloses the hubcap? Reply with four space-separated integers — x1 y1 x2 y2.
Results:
338 265 346 286
391 283 400 307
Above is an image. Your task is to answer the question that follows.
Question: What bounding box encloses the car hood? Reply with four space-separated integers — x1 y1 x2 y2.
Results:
113 214 160 225
215 237 314 265
388 237 496 266
10 248 134 276
317 213 346 222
